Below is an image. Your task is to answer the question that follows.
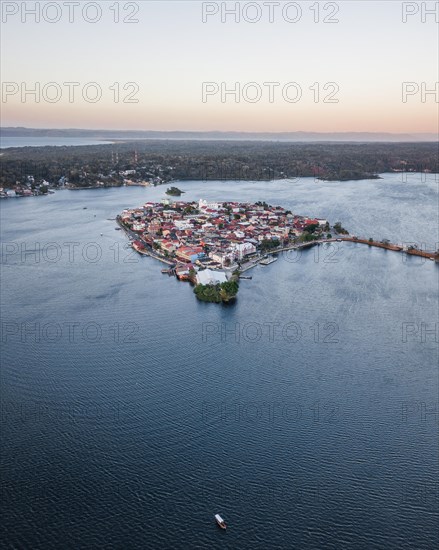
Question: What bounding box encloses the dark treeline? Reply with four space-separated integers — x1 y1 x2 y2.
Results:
1 140 437 188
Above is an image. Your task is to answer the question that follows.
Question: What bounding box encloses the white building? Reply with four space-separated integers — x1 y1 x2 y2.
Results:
119 170 136 176
209 251 235 266
234 242 257 260
199 199 220 211
196 269 228 285
174 220 193 230
132 222 145 231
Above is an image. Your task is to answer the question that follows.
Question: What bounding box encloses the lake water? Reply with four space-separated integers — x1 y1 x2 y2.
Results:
0 137 112 149
1 175 438 549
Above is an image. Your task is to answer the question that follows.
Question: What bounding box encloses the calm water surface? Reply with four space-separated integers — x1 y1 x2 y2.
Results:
1 175 438 549
0 137 111 148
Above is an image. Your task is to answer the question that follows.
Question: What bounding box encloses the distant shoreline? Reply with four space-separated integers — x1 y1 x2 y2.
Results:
2 127 438 144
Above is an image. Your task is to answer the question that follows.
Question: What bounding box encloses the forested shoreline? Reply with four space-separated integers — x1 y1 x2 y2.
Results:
1 140 437 189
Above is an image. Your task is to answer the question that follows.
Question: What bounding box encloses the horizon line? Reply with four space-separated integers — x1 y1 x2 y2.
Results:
2 126 438 137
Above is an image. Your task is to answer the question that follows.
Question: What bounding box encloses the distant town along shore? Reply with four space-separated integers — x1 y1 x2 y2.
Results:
1 141 438 195
117 198 438 304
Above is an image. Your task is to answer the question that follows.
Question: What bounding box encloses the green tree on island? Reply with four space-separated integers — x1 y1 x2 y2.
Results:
166 186 184 196
304 224 319 233
334 222 348 234
194 280 239 303
260 238 280 251
300 233 317 242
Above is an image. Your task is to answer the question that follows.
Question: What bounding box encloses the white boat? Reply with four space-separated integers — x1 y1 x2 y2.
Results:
214 514 227 529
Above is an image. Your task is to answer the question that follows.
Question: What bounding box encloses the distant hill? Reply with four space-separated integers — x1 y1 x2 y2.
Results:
1 127 437 142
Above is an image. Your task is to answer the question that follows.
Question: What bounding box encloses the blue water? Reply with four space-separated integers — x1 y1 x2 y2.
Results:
0 137 112 149
1 175 438 549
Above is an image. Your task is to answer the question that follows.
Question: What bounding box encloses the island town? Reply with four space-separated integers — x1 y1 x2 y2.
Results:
117 197 438 303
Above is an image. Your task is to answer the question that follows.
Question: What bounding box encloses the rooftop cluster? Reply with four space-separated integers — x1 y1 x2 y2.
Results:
119 198 331 276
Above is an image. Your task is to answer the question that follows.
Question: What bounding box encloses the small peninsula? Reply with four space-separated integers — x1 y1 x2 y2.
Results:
118 199 342 303
117 198 438 303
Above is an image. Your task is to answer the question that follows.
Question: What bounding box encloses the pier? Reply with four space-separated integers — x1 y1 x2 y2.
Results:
238 237 438 273
340 237 439 260
116 213 438 281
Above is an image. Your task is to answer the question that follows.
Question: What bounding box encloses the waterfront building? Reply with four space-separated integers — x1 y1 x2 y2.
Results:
233 242 257 260
196 269 228 286
176 246 205 263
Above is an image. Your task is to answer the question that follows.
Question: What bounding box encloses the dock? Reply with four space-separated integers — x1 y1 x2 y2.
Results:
260 256 278 266
340 237 439 260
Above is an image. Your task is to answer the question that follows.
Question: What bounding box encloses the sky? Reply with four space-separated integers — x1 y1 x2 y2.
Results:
1 0 438 134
